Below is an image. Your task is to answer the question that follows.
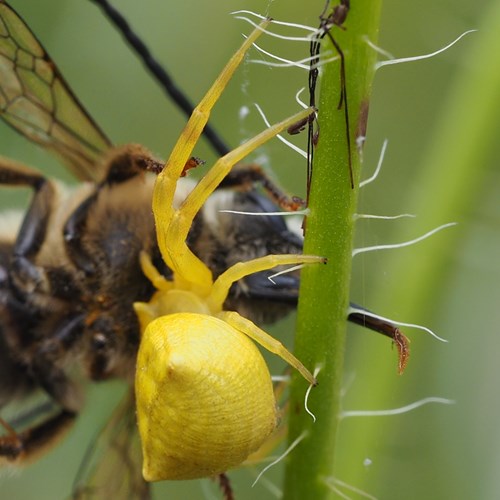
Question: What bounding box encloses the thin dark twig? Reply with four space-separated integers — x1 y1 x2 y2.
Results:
88 0 230 157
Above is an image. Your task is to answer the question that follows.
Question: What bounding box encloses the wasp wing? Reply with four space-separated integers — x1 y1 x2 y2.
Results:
0 1 112 182
72 391 150 500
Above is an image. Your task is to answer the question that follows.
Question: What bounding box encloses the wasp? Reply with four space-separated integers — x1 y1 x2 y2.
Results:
0 2 407 498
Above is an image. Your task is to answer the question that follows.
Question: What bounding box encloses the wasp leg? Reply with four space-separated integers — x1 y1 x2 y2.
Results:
219 163 305 211
0 314 84 464
31 314 86 408
348 307 410 373
0 159 56 293
0 410 76 465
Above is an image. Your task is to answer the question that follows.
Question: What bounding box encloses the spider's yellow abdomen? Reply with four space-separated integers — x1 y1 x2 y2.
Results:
135 313 278 481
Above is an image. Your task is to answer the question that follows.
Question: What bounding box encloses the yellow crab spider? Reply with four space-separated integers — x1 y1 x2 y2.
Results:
133 18 324 482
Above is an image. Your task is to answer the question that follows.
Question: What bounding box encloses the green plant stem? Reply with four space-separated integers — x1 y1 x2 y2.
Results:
282 2 382 499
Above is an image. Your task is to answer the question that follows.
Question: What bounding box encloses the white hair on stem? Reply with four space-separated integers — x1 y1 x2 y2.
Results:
254 102 308 158
268 264 306 285
374 30 477 71
340 397 455 419
324 483 352 500
219 208 310 217
354 213 416 221
249 471 282 498
304 365 322 423
231 10 317 33
352 222 457 257
359 139 388 188
295 87 308 109
233 15 314 42
323 476 378 500
245 38 338 70
252 431 308 487
363 36 395 60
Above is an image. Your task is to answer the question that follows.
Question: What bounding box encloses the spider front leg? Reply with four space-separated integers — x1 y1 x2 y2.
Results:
212 254 327 385
151 18 272 290
156 106 313 292
150 17 313 291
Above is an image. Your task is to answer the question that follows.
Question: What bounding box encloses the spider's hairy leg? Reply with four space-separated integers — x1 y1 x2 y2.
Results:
165 106 314 291
138 250 171 291
152 18 271 292
151 17 314 294
218 311 317 385
209 254 326 311
179 108 314 229
208 254 326 385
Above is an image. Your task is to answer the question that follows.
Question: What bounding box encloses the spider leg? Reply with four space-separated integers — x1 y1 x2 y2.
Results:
210 254 325 311
218 310 316 385
152 18 272 292
151 18 313 294
163 107 313 293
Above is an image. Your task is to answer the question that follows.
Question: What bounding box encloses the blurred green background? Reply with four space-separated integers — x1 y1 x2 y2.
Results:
0 0 498 498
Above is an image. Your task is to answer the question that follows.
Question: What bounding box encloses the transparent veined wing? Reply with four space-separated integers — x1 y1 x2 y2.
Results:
72 391 150 500
0 1 112 181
